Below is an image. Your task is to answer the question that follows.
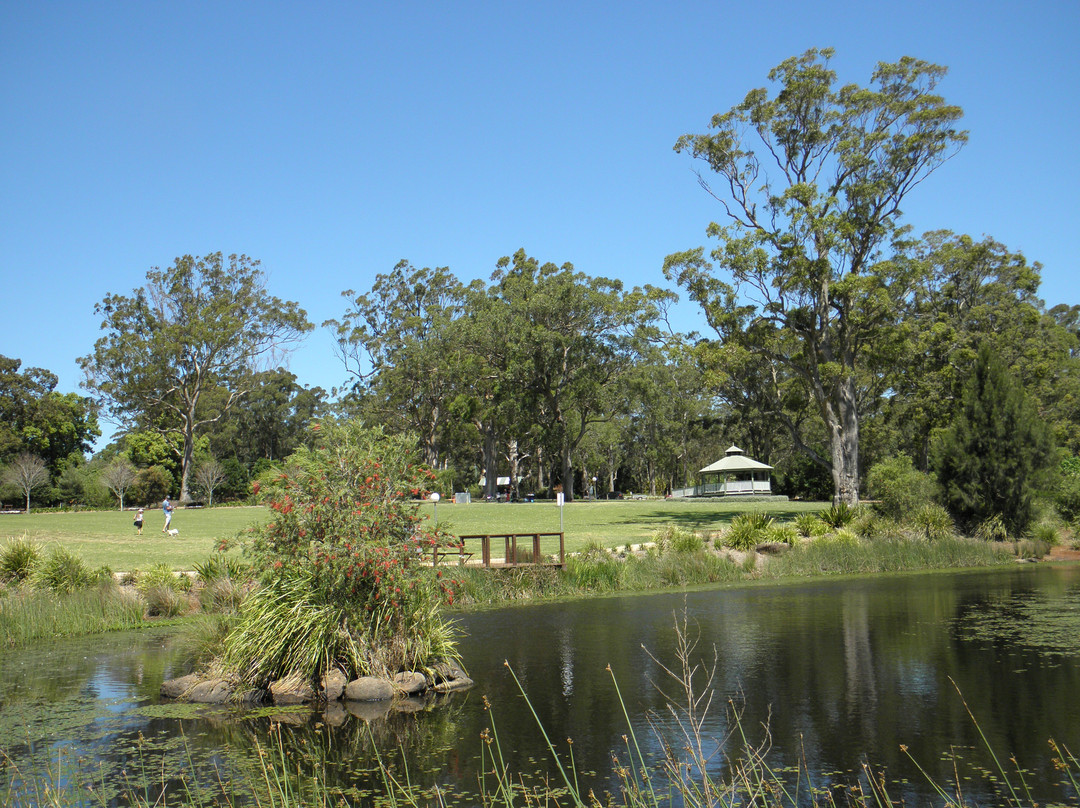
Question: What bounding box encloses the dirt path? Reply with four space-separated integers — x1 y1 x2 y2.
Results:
1047 545 1080 562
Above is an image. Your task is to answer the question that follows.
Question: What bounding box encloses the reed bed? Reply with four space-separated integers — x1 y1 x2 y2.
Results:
0 584 145 646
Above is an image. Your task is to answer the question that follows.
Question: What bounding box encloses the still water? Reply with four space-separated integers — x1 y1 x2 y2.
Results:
2 564 1079 806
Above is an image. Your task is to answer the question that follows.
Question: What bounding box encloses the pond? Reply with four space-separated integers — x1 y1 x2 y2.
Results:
1 564 1078 806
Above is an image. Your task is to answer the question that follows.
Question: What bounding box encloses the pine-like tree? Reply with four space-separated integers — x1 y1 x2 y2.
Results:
933 343 1053 535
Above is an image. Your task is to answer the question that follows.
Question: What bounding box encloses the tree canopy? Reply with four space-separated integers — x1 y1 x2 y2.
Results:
0 355 99 475
665 48 967 504
79 253 312 502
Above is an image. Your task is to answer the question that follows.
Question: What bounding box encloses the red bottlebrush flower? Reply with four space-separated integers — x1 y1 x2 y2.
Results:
252 481 261 495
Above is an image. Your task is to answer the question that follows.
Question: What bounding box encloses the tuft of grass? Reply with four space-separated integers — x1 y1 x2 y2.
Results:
1027 521 1061 546
193 552 250 583
764 523 798 546
136 562 183 595
794 512 828 539
723 512 773 551
144 584 189 618
908 504 955 541
0 535 40 584
222 572 368 685
31 545 97 593
566 542 622 591
820 502 856 529
653 525 705 554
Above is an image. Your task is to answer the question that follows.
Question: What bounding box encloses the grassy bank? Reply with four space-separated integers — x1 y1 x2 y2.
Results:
444 533 1013 608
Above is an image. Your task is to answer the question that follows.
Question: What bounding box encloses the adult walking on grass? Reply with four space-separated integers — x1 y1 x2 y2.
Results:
134 508 144 535
162 497 174 533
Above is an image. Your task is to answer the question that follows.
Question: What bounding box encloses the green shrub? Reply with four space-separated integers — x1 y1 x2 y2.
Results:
0 536 40 584
1028 521 1061 546
653 525 704 554
908 504 955 541
866 454 937 520
136 562 182 595
230 420 462 685
723 512 773 551
31 546 96 593
144 584 188 617
1055 465 1080 523
974 513 1009 542
820 502 855 529
794 512 828 539
764 523 798 546
194 553 249 584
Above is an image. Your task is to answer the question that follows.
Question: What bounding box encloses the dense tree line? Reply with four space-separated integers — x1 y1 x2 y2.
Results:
3 50 1077 535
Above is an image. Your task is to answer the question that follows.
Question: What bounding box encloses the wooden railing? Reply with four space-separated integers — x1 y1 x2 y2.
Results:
447 533 566 568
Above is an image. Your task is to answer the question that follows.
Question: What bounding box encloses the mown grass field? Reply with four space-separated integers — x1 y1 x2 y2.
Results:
0 498 828 570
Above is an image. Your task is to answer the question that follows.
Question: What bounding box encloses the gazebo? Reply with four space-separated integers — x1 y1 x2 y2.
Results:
695 445 773 496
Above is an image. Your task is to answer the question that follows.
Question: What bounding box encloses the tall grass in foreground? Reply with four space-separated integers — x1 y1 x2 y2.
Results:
0 585 145 646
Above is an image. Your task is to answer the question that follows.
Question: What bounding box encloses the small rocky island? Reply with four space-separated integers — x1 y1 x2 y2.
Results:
161 661 472 706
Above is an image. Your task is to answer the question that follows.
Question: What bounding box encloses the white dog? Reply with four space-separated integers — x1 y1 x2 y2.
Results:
167 528 179 536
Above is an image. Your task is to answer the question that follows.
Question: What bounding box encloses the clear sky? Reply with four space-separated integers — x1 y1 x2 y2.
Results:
2 1 1077 422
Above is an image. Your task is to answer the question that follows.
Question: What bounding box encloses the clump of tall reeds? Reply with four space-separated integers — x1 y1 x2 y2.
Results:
0 534 40 584
721 511 773 550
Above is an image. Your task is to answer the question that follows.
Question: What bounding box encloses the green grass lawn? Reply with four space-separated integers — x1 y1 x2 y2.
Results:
0 507 267 571
0 498 827 571
424 497 825 557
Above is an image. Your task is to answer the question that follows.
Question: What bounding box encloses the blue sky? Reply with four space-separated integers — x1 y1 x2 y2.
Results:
3 1 1077 426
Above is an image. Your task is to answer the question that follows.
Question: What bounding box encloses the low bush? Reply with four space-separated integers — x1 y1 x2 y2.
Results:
765 523 798 546
1027 521 1061 546
908 504 955 541
820 502 856 529
723 512 773 551
794 512 828 539
136 562 183 595
0 535 39 584
974 513 1009 542
144 584 189 618
653 525 704 554
866 454 937 520
31 545 99 593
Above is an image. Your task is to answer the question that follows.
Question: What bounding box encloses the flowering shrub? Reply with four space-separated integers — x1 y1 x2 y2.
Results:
223 420 462 683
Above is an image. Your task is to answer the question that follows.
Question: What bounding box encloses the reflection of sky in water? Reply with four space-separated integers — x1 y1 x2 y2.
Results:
3 567 1080 806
